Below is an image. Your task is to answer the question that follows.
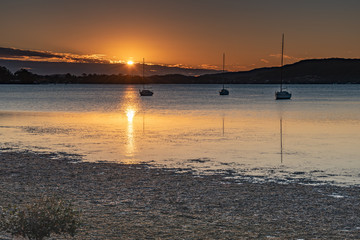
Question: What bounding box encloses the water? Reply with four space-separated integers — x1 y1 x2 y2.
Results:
0 84 359 186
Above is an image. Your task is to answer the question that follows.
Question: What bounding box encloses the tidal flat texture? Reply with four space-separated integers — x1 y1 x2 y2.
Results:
0 151 359 239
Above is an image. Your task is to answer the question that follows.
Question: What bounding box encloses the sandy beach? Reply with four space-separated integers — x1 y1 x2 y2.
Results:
0 151 359 239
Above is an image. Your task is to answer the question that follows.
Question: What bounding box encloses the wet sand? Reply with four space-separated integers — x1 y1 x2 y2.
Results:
0 151 359 239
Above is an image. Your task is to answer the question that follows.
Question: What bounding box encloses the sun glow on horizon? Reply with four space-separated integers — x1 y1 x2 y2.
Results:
127 60 134 65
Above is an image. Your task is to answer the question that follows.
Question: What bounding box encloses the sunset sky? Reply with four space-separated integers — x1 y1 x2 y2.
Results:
1 0 360 71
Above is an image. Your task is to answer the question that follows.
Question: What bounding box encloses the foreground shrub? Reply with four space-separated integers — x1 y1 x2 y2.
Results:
0 196 81 240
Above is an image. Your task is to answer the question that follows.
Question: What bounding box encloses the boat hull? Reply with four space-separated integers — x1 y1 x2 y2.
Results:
275 91 291 100
219 89 229 95
139 90 153 96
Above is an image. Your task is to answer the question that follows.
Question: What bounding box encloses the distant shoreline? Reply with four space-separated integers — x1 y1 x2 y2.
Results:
1 58 360 84
1 150 359 239
1 82 360 84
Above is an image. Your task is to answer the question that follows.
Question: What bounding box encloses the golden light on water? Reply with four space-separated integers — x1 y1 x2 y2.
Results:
126 108 136 122
125 107 136 161
122 88 139 162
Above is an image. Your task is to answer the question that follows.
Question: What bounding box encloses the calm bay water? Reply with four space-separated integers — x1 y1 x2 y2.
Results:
0 84 359 186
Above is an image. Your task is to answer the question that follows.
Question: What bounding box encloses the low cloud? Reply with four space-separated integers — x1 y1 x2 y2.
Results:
0 47 59 59
0 47 110 64
269 53 303 62
198 64 220 70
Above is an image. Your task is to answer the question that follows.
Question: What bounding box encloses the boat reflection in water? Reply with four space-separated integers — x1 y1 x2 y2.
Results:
222 116 225 136
280 118 283 164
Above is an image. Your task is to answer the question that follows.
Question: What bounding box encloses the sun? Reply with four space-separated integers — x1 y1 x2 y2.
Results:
127 60 134 65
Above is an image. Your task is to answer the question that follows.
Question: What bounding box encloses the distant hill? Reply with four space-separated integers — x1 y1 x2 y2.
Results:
197 58 360 84
1 58 360 84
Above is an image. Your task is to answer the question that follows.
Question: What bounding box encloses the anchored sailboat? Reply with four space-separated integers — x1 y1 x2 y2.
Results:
139 58 153 96
219 53 229 95
275 34 291 100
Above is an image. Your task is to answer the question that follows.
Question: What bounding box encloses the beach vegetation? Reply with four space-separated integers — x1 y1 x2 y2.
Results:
0 196 81 240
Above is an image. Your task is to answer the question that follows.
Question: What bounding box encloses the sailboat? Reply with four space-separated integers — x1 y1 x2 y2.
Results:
275 34 291 100
139 58 153 96
219 53 229 95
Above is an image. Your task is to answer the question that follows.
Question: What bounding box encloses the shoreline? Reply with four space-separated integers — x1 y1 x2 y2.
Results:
0 151 359 239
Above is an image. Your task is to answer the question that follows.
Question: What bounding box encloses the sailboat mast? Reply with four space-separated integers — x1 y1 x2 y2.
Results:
223 53 225 73
280 34 284 92
222 53 225 89
142 58 145 89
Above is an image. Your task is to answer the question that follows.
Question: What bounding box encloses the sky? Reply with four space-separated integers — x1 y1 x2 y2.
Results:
1 0 360 72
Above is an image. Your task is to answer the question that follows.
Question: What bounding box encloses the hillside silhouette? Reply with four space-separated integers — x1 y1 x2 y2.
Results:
198 58 360 84
0 58 360 84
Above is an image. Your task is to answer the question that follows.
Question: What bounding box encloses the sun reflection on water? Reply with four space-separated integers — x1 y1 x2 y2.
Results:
126 108 136 122
122 88 139 162
126 114 135 159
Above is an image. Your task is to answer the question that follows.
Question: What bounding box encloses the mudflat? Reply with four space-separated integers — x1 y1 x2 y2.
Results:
0 151 359 239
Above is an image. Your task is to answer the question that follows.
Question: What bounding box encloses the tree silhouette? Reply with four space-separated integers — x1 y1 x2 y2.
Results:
0 66 13 83
14 68 38 84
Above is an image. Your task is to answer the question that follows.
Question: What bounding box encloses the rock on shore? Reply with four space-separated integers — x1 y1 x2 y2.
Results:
0 151 359 239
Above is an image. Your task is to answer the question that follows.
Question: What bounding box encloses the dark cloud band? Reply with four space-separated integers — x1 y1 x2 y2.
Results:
0 47 63 59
